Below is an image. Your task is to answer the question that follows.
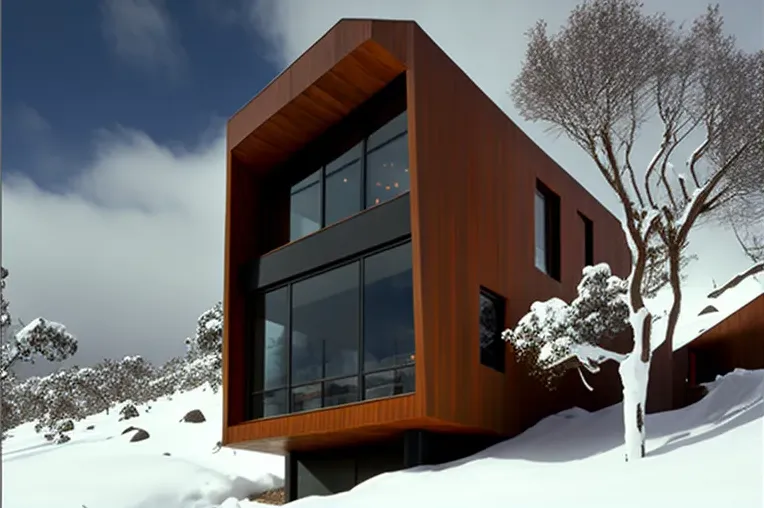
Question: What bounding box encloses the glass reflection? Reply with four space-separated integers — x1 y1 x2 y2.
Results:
364 367 414 401
262 288 288 390
290 171 321 241
263 389 287 417
535 190 547 273
363 243 414 371
324 377 358 407
367 112 407 151
365 134 410 208
325 160 361 226
291 263 359 385
292 384 321 413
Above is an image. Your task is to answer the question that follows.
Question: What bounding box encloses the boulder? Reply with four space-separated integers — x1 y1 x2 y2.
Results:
180 409 206 423
129 429 150 442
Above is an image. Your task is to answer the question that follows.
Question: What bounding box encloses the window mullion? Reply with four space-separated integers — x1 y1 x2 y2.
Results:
286 284 293 413
319 166 326 228
358 258 365 402
361 138 368 210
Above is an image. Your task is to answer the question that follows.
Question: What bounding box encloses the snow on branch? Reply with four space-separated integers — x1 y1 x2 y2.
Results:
503 263 630 388
707 262 764 299
1 317 78 379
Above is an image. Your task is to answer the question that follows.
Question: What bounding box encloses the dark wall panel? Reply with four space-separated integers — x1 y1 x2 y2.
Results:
251 194 411 289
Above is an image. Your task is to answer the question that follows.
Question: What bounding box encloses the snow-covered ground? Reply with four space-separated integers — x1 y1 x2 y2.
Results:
3 368 762 507
1 386 284 508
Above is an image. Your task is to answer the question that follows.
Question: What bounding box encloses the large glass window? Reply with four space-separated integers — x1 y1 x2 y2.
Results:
252 287 289 418
325 143 362 226
288 112 410 242
363 243 415 372
247 241 415 419
291 263 359 384
290 171 321 241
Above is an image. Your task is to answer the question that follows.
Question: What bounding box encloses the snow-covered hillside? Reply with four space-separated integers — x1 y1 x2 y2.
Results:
1 385 284 508
3 369 762 508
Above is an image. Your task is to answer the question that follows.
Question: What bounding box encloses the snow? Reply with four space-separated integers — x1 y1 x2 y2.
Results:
2 385 284 508
3 369 762 508
14 317 66 341
281 369 760 507
673 269 764 350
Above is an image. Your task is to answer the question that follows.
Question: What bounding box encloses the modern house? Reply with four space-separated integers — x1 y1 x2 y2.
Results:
222 19 633 502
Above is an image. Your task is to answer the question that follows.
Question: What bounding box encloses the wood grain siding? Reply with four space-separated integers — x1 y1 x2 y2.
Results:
227 395 419 454
228 20 412 171
689 294 764 378
408 27 631 436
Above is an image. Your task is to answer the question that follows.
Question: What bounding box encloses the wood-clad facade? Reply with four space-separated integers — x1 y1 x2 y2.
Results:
673 294 764 399
223 19 632 501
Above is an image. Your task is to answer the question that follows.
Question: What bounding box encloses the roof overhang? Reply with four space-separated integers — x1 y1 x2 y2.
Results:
227 19 413 174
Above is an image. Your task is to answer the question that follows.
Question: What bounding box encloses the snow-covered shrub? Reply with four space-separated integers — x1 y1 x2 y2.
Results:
505 263 630 387
119 403 140 421
0 266 9 334
185 302 223 367
181 302 223 391
1 317 78 380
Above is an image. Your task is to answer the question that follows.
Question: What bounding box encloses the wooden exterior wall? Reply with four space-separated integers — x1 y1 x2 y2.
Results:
224 19 633 453
685 294 764 381
407 27 631 436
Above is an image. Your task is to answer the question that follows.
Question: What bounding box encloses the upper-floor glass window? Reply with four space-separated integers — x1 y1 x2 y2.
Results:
288 111 410 242
290 171 321 241
366 112 409 208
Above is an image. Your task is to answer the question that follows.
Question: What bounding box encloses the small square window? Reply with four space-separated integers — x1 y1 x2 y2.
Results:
479 288 506 373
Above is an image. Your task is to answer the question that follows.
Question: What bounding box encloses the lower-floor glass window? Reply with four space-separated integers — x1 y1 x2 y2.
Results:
247 240 416 419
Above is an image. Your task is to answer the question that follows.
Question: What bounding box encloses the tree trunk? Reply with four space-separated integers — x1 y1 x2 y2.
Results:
619 308 652 461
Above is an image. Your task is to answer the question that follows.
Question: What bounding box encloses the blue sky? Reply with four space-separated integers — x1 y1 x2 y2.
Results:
3 0 276 189
2 0 759 375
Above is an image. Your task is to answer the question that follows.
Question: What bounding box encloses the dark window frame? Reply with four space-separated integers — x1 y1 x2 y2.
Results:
478 286 506 373
289 112 409 241
535 180 561 281
248 238 415 420
578 211 594 267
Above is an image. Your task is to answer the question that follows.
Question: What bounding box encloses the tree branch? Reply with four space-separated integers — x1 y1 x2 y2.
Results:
707 261 764 299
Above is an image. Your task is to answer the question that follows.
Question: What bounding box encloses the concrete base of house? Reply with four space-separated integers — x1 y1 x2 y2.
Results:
284 429 503 501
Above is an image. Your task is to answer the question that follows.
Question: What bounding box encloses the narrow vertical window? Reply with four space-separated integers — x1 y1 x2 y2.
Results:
579 212 594 267
535 181 561 281
479 288 506 373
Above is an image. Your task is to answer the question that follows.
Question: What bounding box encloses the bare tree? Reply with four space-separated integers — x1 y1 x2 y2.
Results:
511 0 763 461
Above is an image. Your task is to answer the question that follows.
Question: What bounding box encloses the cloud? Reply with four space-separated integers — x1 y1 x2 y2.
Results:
244 0 761 311
3 126 225 376
17 104 51 134
100 0 187 79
